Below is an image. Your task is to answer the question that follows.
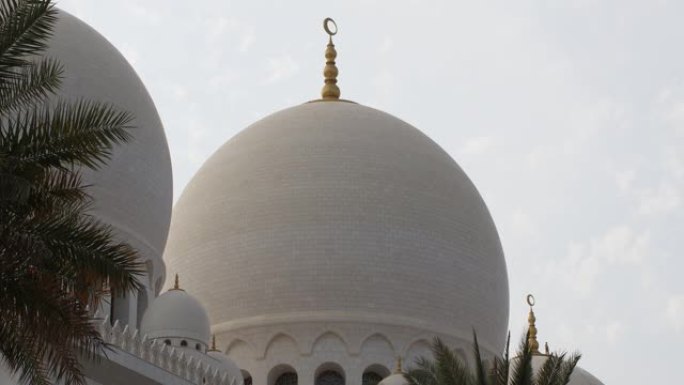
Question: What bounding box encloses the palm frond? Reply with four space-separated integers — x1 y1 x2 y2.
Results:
471 330 488 385
405 357 439 385
0 0 56 75
0 57 62 113
556 353 580 385
509 331 533 385
1 99 134 170
432 337 472 385
0 271 104 385
534 354 564 385
493 332 511 385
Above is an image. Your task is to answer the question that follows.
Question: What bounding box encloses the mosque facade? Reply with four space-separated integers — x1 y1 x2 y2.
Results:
0 12 604 385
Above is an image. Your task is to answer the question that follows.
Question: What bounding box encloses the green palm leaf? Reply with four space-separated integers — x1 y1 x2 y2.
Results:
1 100 134 170
0 0 56 75
0 57 62 112
471 330 488 385
0 2 141 384
509 331 533 385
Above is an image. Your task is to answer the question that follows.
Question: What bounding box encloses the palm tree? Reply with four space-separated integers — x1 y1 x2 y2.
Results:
405 331 580 385
0 1 144 384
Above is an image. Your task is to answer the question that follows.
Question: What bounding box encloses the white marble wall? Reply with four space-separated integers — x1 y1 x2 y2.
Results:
215 319 478 385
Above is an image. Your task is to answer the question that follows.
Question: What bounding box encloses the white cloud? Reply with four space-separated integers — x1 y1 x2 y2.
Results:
605 321 626 343
459 136 495 156
637 183 681 216
206 17 255 53
379 36 393 54
261 55 299 85
598 225 649 264
509 208 539 239
664 146 684 180
666 295 684 333
615 169 636 193
124 1 162 25
546 225 649 295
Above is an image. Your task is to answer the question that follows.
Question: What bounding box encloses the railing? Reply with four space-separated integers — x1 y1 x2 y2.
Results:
94 312 238 385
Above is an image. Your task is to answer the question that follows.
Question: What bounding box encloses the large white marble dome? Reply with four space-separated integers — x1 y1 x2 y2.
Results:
164 99 509 379
47 11 173 303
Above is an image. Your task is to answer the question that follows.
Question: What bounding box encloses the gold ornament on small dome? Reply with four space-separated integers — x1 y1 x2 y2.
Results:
209 334 220 352
526 294 540 354
321 17 341 100
171 273 184 291
394 355 403 373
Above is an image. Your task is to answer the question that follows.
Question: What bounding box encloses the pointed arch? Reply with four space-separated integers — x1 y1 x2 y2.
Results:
315 362 345 385
312 331 349 356
268 364 298 385
360 333 395 356
362 365 389 385
403 338 432 370
265 333 300 358
226 338 256 359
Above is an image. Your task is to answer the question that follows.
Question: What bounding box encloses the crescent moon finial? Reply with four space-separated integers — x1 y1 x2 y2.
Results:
526 294 540 354
321 17 341 100
323 17 338 36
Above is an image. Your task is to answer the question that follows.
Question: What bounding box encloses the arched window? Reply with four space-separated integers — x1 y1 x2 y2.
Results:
275 372 297 385
362 364 389 385
362 372 383 385
316 370 344 385
180 340 188 347
242 370 253 385
196 343 202 351
164 339 171 345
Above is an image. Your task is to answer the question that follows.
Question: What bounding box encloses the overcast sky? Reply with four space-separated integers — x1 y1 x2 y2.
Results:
58 1 682 384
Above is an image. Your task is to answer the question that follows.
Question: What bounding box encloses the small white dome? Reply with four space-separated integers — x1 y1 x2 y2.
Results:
141 283 210 346
526 355 605 385
207 350 244 385
379 373 408 385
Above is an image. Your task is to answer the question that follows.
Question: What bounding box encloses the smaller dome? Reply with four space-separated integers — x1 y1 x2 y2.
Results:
206 335 244 384
141 276 210 346
528 355 604 385
208 351 244 384
379 373 408 385
379 359 408 385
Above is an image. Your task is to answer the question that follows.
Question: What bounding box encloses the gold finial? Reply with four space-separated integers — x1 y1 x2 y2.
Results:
209 334 219 352
170 273 184 291
394 356 403 373
321 17 340 100
526 294 540 354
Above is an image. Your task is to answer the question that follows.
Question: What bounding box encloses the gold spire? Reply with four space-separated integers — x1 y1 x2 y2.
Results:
209 334 219 352
321 17 340 100
394 356 403 374
526 294 540 354
170 273 184 291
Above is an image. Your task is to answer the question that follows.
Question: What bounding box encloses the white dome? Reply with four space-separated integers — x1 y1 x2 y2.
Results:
528 355 605 385
164 101 509 354
379 373 408 385
140 287 211 345
47 11 173 290
208 350 244 384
